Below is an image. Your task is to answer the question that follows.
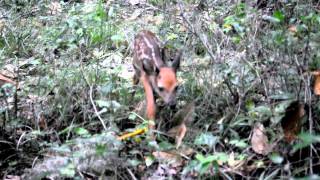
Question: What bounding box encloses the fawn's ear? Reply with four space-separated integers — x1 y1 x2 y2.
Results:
161 45 170 62
142 58 159 75
171 50 182 71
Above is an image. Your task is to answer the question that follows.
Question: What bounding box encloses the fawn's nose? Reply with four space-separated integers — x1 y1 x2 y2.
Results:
168 101 176 109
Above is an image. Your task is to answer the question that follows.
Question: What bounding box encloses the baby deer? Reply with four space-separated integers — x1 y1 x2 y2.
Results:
133 30 181 129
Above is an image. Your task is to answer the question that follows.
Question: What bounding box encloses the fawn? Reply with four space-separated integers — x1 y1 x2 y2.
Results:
132 30 181 130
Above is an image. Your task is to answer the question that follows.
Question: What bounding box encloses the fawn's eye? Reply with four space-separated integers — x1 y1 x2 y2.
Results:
159 87 164 92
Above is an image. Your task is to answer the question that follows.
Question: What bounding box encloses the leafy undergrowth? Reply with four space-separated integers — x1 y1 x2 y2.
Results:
1 0 320 179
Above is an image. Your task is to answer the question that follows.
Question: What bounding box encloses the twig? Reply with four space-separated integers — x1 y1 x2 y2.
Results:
0 140 14 146
79 47 108 131
130 112 146 122
32 156 39 168
16 131 26 150
89 85 107 131
126 168 137 180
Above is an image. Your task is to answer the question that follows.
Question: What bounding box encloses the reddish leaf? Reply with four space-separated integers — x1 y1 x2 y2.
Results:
281 101 306 142
314 73 320 95
0 73 16 86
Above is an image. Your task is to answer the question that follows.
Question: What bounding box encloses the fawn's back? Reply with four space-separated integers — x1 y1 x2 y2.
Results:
133 30 181 107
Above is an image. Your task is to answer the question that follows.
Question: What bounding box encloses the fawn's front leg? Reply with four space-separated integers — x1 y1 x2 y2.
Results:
140 74 156 130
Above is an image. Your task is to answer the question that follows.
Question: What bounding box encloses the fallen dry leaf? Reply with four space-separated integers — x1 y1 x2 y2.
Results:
0 64 16 79
144 15 164 26
168 102 195 148
152 146 194 169
167 123 187 149
227 152 245 169
0 73 16 86
153 151 179 161
151 164 178 179
152 151 183 168
251 123 271 155
288 25 297 33
127 9 143 21
48 1 62 15
281 101 305 142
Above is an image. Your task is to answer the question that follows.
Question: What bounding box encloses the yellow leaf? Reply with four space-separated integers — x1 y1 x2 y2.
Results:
117 127 147 141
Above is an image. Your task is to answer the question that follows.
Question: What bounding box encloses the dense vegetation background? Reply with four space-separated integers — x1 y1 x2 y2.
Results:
0 0 320 179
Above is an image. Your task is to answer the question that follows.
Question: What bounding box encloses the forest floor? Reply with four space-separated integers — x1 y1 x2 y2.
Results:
1 0 320 179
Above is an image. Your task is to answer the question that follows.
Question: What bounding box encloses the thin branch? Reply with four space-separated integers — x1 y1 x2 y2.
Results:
89 85 107 131
126 168 138 180
79 47 108 131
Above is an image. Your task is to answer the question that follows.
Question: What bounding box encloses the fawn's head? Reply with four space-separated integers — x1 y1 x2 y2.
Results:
142 51 181 107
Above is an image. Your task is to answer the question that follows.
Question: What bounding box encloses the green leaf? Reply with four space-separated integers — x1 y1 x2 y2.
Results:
232 22 244 33
195 152 228 174
195 154 216 164
262 15 281 23
232 36 241 44
148 140 159 149
269 153 283 164
249 105 272 118
293 133 320 151
245 100 255 111
194 133 218 148
196 153 228 164
128 113 137 120
145 155 154 167
273 10 285 22
76 28 83 36
167 33 178 41
195 154 215 174
60 163 75 177
96 144 106 156
90 31 103 43
111 34 124 42
95 100 121 109
215 152 228 163
100 83 113 94
74 127 90 136
128 159 142 166
269 93 295 100
158 141 175 150
274 100 292 114
229 139 248 149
